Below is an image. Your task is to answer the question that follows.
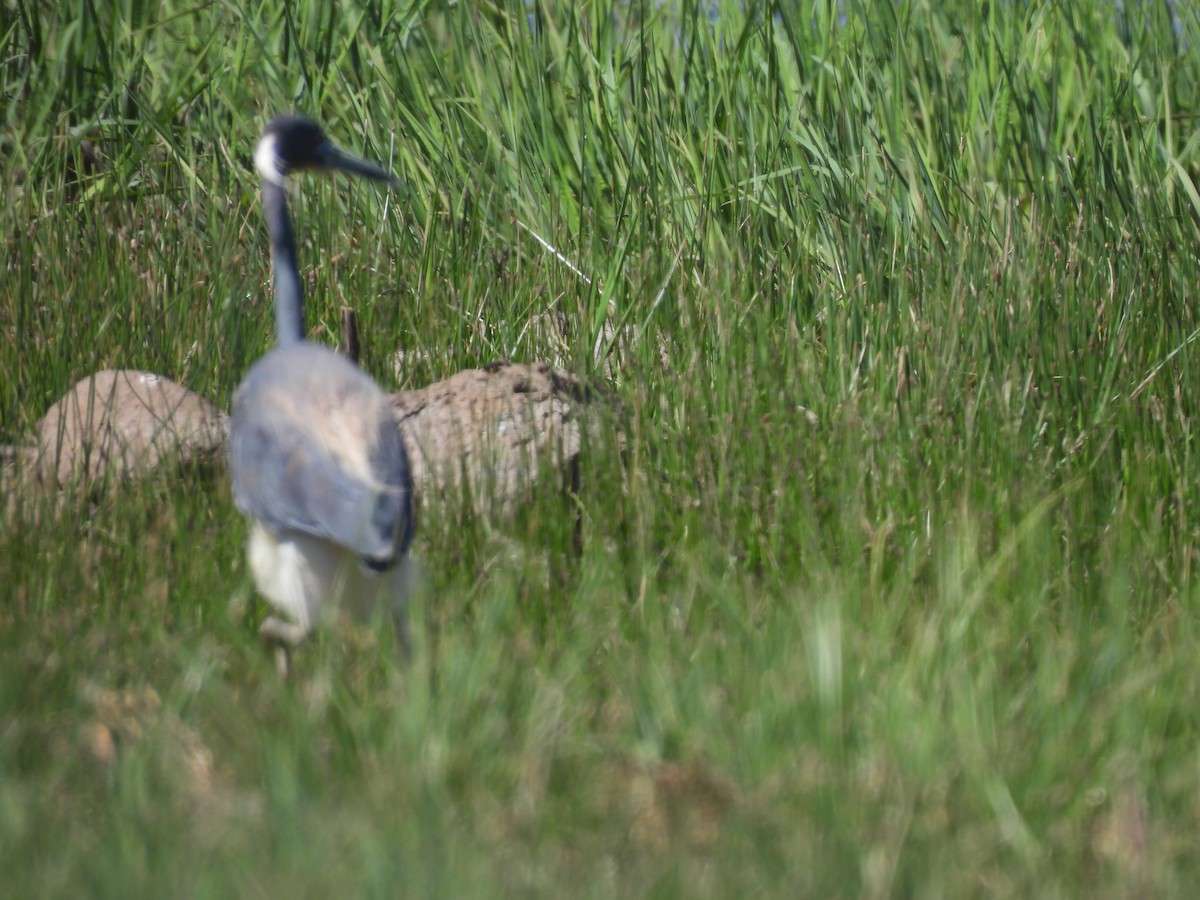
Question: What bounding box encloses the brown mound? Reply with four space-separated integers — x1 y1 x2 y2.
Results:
33 369 229 488
17 361 601 516
392 360 588 509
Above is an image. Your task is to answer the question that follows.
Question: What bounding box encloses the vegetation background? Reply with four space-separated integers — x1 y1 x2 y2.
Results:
3 0 1200 895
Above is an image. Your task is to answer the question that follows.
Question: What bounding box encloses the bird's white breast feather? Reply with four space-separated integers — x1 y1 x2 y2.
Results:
249 522 411 628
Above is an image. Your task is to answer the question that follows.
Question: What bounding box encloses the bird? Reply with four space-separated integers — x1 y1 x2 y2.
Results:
230 114 414 667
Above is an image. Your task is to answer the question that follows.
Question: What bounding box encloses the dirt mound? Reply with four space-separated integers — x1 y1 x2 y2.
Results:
33 369 229 488
13 361 598 512
392 360 588 509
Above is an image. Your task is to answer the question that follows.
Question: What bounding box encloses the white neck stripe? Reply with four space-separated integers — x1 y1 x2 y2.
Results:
254 134 287 186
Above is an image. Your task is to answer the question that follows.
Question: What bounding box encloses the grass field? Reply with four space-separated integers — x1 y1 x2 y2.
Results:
4 0 1200 895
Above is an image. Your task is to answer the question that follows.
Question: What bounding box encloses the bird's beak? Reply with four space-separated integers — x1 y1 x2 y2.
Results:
317 142 400 187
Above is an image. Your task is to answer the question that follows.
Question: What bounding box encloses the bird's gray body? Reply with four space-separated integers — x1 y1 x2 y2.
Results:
231 341 412 569
230 114 412 653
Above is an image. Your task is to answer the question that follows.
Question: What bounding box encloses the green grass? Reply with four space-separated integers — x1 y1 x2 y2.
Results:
4 0 1200 894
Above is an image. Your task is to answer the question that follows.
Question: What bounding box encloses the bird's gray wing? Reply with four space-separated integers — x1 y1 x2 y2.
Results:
364 399 415 559
230 354 412 566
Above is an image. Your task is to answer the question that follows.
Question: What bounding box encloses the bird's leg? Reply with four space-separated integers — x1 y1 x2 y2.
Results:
391 608 412 663
260 615 309 645
388 555 418 663
260 616 309 677
272 644 291 679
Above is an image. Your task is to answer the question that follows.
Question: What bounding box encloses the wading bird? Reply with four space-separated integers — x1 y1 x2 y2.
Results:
230 114 413 666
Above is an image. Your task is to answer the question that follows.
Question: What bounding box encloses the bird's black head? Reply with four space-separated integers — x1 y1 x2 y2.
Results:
266 115 329 170
255 114 398 187
255 115 330 182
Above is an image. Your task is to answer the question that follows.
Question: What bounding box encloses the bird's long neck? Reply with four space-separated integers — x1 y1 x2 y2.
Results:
262 180 306 346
